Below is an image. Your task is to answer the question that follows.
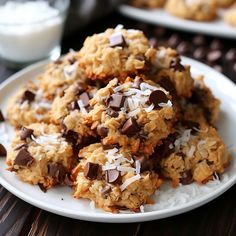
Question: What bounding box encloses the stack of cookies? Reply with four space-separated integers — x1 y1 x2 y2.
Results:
4 26 231 212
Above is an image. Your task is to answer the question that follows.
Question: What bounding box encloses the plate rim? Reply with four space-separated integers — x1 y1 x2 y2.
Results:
119 4 236 39
0 57 236 223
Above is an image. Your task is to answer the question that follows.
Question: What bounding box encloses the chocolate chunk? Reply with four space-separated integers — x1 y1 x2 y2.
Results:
101 185 111 197
158 77 176 96
48 163 67 184
62 129 79 146
75 82 87 95
22 90 35 103
97 126 109 137
64 174 74 186
0 143 7 157
168 34 180 48
0 110 5 122
207 50 222 63
213 65 223 73
181 120 199 134
14 143 28 151
109 94 125 111
135 54 146 62
121 118 140 136
132 77 143 89
20 127 34 140
149 90 168 109
153 27 166 37
14 148 34 167
109 33 126 47
79 92 90 107
170 58 185 71
70 101 80 110
133 155 154 172
210 39 223 50
193 47 206 60
107 108 119 118
38 183 47 193
84 162 100 180
105 169 120 183
180 170 193 185
68 57 76 65
193 35 206 46
225 49 236 62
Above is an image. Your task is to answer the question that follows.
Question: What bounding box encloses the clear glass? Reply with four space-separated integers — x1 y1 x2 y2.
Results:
0 0 70 68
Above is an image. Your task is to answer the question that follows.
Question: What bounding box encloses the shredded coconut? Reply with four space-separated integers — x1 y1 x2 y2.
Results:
120 174 141 192
135 160 141 175
187 145 196 157
77 100 88 114
140 205 145 213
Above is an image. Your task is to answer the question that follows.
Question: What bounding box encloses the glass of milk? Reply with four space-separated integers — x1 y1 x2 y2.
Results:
0 0 70 68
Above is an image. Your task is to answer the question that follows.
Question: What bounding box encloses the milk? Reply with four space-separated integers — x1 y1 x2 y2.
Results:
0 1 66 63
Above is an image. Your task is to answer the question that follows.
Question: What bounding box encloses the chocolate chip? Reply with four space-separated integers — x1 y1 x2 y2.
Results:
84 162 100 180
69 101 79 110
170 58 185 71
210 39 223 50
132 77 143 89
225 49 236 62
0 110 5 122
180 170 193 185
48 163 67 184
20 127 34 140
38 183 47 193
101 185 111 197
181 120 199 133
62 129 79 146
21 90 35 103
158 76 176 96
121 118 140 136
79 92 90 107
149 90 168 109
168 34 180 48
109 33 126 47
207 50 222 63
107 108 119 118
97 126 109 137
105 169 120 183
193 35 206 46
0 143 7 157
177 41 190 55
14 148 34 167
64 174 74 186
193 47 206 60
109 94 125 111
14 143 28 151
75 82 87 95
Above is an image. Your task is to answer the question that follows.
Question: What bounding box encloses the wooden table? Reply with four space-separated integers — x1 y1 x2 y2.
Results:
0 12 236 236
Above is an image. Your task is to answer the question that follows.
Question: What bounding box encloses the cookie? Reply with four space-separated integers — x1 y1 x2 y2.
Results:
50 82 98 148
37 50 86 99
6 123 74 190
130 0 166 8
214 0 235 8
77 26 151 81
159 122 230 186
224 7 236 27
72 143 162 212
147 47 194 98
84 77 176 155
7 81 51 128
165 0 217 21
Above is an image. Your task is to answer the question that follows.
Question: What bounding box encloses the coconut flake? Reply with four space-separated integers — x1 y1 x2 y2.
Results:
144 103 155 112
77 100 88 114
140 205 145 213
89 201 95 210
135 160 141 175
187 145 196 157
117 166 135 173
120 174 141 192
113 84 126 93
127 108 141 117
114 24 124 32
158 100 172 108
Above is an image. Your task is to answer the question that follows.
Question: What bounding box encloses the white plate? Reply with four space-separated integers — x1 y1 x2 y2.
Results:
0 57 236 223
119 5 236 39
